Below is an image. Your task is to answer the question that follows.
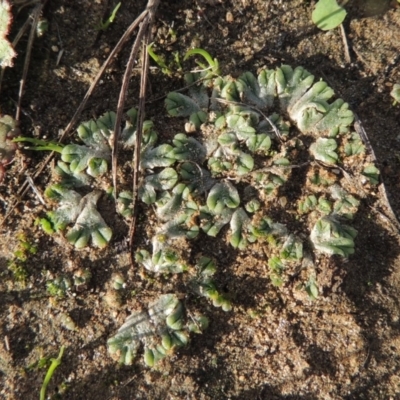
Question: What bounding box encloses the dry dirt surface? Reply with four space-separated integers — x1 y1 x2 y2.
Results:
1 1 400 399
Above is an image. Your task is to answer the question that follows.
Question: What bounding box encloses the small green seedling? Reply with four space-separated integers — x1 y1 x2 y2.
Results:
362 164 380 185
46 275 72 298
13 137 64 153
36 18 49 37
147 43 183 76
40 346 65 400
98 2 121 31
148 43 173 76
305 276 319 300
312 0 347 31
184 48 220 76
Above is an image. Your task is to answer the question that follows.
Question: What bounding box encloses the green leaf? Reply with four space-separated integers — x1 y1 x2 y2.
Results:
229 208 250 249
139 183 157 204
144 168 179 194
218 132 237 147
362 164 380 185
344 132 365 156
66 191 112 249
220 80 241 102
44 187 112 248
273 157 290 166
246 133 271 153
44 185 83 231
120 112 157 149
280 234 303 260
165 92 202 118
188 315 209 333
98 2 121 31
237 151 254 175
54 161 92 188
61 112 116 177
108 294 186 366
331 186 360 218
117 191 133 218
171 330 189 346
248 217 272 239
268 256 285 286
166 302 184 330
314 99 353 136
312 0 347 31
156 183 188 220
310 216 357 257
189 111 208 128
141 144 175 169
245 199 260 213
237 71 272 108
207 181 240 214
289 81 334 126
184 48 220 76
143 349 155 367
298 195 318 214
196 256 217 276
257 69 277 108
317 198 332 214
268 256 285 273
178 162 214 193
310 138 338 164
226 114 256 141
276 65 315 111
200 206 234 237
305 277 319 300
171 133 207 163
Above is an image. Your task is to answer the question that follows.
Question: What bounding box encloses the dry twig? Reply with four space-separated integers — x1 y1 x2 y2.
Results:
1 0 160 228
339 23 351 65
127 0 160 266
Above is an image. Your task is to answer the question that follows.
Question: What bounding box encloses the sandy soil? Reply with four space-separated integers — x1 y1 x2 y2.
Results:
1 1 400 399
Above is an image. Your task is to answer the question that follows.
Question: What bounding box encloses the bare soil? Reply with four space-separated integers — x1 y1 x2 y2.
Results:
1 1 400 399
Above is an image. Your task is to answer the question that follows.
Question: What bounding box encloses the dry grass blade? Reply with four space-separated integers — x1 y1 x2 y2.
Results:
128 0 160 266
15 2 46 122
0 1 157 227
112 8 153 197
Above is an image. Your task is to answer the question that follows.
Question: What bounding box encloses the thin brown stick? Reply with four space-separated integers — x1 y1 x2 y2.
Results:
15 2 44 122
339 23 351 65
112 13 151 197
129 0 160 266
1 5 150 227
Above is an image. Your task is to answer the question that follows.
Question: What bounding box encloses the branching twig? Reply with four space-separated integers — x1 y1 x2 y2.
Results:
112 8 152 197
129 0 160 266
1 1 159 227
